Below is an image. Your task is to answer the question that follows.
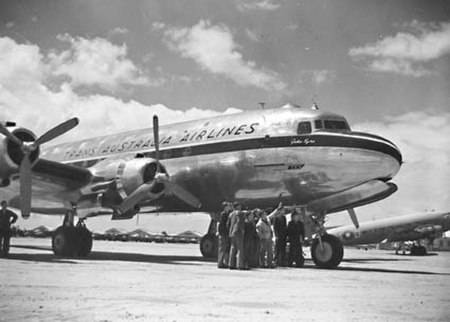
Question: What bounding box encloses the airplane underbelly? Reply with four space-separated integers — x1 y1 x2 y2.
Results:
162 144 399 210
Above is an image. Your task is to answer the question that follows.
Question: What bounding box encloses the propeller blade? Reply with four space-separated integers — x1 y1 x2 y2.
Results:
0 122 23 146
20 155 32 218
164 181 201 209
117 181 159 214
153 115 160 172
34 117 79 146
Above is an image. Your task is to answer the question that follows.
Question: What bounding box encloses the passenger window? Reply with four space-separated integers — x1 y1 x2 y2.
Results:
297 122 312 134
314 120 323 129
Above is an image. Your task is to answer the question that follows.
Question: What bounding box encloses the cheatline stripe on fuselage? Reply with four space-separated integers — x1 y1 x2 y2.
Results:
61 133 402 167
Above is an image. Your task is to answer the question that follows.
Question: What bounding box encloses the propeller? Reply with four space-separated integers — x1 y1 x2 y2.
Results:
0 118 79 218
117 115 201 214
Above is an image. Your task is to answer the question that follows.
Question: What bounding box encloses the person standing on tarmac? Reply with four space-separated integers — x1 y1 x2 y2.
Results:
273 205 288 267
250 209 261 268
256 209 275 268
217 201 233 269
243 210 258 269
287 210 305 267
227 202 246 270
0 200 18 258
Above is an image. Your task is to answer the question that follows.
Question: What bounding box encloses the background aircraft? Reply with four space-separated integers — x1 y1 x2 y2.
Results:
327 211 450 255
0 105 402 268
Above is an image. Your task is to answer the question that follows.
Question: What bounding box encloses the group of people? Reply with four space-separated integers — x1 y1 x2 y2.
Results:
217 201 305 270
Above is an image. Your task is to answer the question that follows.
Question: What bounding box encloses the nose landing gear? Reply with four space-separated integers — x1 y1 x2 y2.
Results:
309 214 344 269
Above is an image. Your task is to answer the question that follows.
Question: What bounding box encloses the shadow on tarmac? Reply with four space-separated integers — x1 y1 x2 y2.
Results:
9 244 215 266
8 244 449 275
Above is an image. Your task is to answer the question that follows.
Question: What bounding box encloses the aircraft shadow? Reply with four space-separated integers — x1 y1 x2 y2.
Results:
8 245 449 275
9 244 215 266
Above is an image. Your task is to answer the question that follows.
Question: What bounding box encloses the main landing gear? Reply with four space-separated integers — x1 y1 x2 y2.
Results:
200 213 218 258
52 208 93 257
310 215 344 269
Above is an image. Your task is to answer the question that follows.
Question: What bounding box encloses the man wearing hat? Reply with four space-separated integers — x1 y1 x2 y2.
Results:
217 201 233 268
0 200 18 257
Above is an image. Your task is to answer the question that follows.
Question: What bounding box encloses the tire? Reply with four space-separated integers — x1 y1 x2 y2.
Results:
52 226 79 257
311 234 344 269
76 227 93 257
200 234 218 258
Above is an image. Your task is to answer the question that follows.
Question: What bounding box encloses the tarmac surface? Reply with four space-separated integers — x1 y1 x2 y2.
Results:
0 237 449 322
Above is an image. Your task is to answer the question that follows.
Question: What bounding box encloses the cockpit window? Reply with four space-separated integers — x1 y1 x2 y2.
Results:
324 120 350 131
297 121 312 134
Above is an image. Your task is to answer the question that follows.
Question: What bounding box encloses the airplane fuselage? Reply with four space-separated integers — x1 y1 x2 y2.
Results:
3 107 402 214
328 211 450 245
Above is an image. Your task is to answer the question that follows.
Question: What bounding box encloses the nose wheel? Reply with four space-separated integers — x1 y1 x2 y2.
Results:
311 234 344 269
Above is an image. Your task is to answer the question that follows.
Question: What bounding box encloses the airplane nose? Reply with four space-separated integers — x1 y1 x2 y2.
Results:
351 131 403 166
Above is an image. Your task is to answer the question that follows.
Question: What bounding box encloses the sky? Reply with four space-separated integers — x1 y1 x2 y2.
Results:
0 0 449 232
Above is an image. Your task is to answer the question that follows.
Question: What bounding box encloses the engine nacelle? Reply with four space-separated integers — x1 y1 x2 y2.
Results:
0 128 39 182
96 158 166 208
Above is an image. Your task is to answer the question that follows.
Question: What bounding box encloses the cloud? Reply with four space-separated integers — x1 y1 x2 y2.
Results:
47 34 152 91
109 27 129 36
0 36 242 143
163 20 286 91
349 21 450 77
297 69 336 86
310 69 336 85
236 0 281 12
352 111 450 215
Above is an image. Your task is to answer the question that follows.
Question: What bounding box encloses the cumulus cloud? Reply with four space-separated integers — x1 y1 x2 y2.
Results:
47 34 153 91
349 21 450 77
236 0 281 12
353 111 450 215
309 69 336 85
109 27 129 36
163 20 286 91
0 36 241 143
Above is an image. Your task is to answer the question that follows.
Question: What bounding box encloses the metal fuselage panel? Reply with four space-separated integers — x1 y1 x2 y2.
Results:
1 108 403 213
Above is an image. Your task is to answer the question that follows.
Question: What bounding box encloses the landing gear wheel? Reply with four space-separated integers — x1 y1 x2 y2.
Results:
52 226 79 257
76 227 93 257
200 234 217 258
311 234 344 269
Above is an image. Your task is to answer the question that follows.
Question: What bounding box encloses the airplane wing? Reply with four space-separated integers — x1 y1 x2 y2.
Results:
2 158 92 211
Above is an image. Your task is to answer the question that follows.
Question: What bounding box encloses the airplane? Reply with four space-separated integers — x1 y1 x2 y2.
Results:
326 211 450 255
0 104 402 268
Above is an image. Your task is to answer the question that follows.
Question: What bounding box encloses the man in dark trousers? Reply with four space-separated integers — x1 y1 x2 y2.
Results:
217 201 233 268
227 202 246 270
243 210 258 269
287 210 305 268
0 200 18 258
273 205 288 267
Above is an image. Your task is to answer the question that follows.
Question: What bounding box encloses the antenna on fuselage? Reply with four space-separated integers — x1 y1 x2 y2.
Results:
259 102 265 109
311 95 319 110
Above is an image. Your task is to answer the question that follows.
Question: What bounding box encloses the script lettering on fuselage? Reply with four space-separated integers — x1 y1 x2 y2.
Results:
61 122 260 160
290 137 316 145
